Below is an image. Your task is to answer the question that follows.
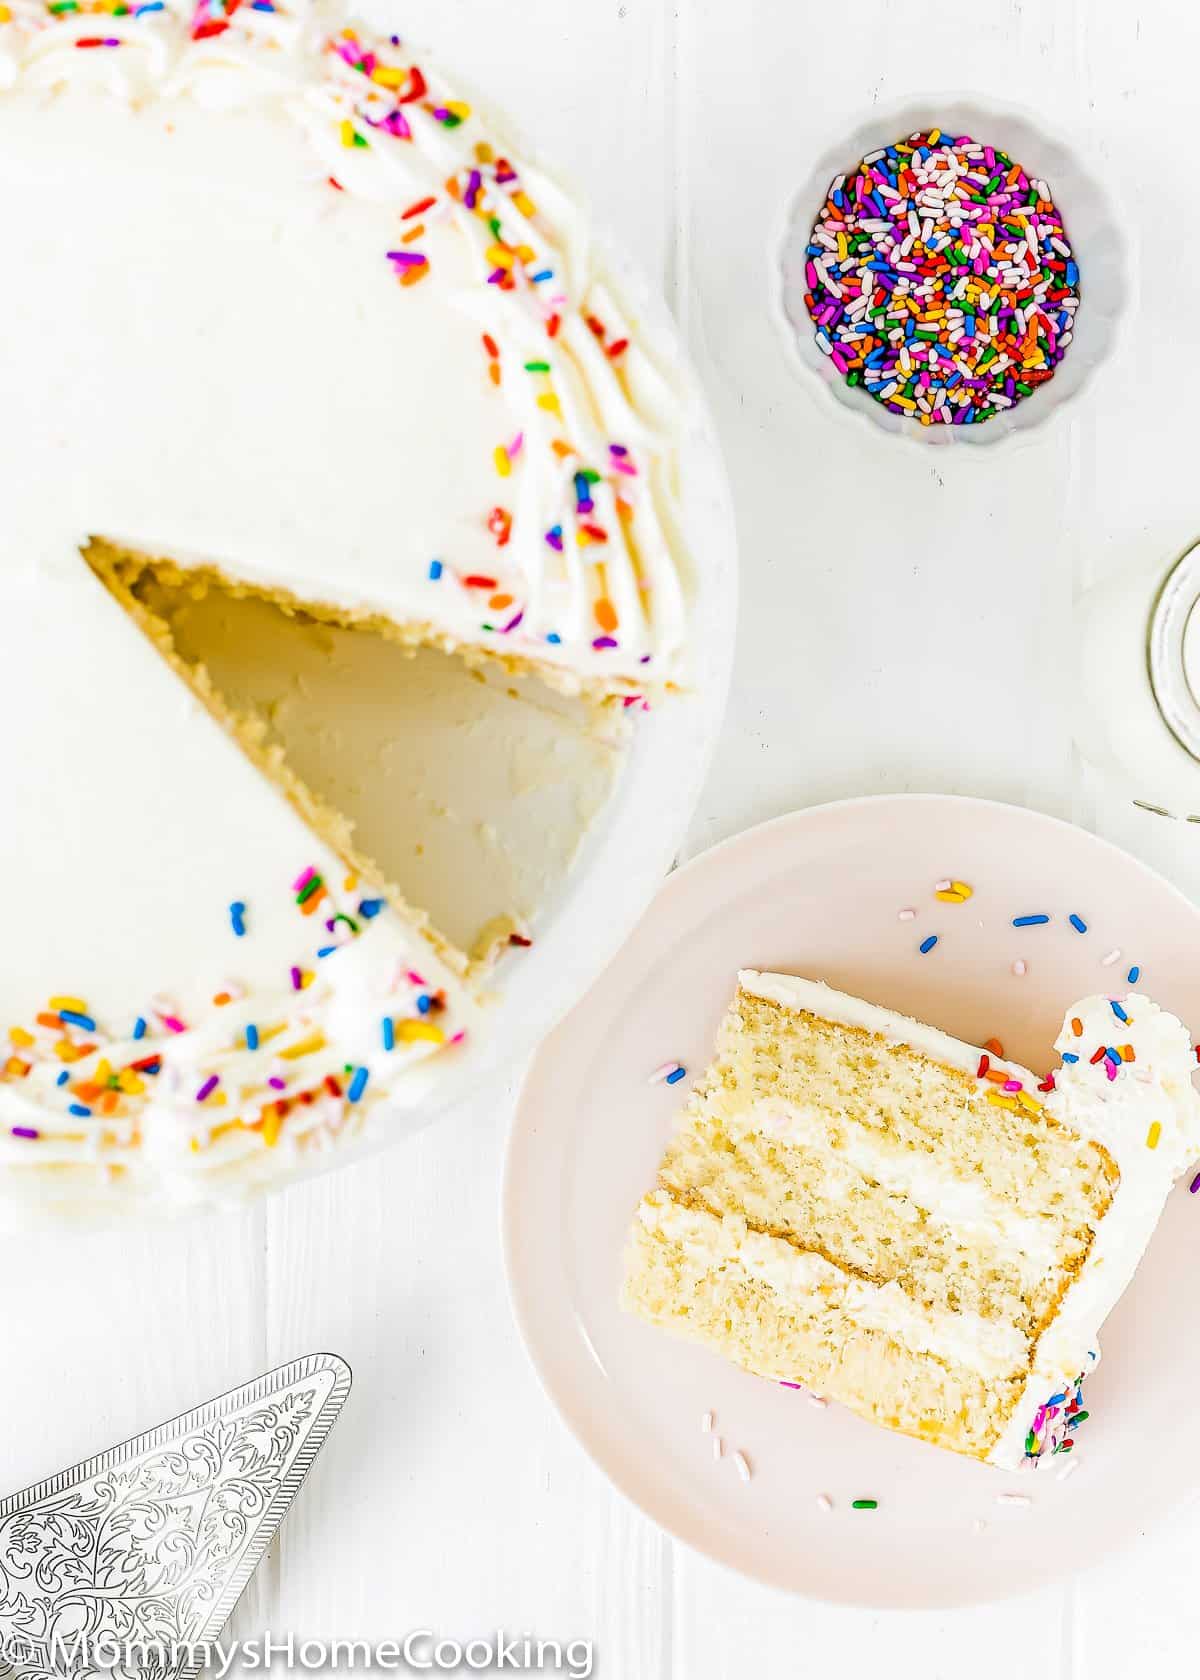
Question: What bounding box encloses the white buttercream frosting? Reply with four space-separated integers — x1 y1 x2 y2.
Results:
989 991 1200 1467
0 0 692 1215
727 1099 1063 1271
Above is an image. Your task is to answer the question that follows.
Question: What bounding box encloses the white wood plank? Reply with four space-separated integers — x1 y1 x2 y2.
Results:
0 1210 266 1497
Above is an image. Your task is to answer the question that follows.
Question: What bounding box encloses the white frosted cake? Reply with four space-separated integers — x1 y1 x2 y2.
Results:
0 1 694 1214
623 972 1200 1466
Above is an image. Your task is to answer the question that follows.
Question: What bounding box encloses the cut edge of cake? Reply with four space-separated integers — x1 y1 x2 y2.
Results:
85 540 662 708
84 538 533 989
622 970 1200 1468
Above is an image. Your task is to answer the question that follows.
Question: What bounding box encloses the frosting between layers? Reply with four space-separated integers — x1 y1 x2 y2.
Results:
725 1099 1062 1270
637 1191 1029 1380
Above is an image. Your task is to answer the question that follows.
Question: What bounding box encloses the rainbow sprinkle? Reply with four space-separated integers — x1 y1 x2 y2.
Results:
1024 1362 1093 1462
934 878 972 903
804 129 1080 426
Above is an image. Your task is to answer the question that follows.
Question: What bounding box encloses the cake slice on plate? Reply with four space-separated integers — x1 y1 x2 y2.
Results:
622 971 1200 1467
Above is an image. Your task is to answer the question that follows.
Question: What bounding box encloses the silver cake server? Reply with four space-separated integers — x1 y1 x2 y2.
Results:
0 1353 352 1680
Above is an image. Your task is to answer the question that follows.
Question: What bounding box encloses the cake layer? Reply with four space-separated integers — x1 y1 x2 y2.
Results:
625 1193 1018 1459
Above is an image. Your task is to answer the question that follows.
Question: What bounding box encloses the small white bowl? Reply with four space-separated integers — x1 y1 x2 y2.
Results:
772 95 1132 448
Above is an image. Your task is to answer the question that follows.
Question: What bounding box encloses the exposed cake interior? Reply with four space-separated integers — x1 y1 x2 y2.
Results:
85 540 621 974
623 973 1124 1462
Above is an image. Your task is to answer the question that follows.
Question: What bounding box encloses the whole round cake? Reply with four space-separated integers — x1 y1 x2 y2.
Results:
0 0 696 1215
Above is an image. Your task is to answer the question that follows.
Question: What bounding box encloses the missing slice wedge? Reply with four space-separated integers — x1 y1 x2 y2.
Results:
84 540 620 974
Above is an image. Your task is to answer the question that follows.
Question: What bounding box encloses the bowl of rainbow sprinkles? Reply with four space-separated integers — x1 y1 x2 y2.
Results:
774 96 1130 445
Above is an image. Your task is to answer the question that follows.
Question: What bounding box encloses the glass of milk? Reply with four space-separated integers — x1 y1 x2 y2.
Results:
1076 540 1200 819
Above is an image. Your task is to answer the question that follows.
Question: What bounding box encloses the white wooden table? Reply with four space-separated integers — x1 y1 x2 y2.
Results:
6 1 1200 1672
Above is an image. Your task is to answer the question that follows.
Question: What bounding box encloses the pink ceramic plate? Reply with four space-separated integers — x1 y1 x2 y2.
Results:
502 795 1200 1608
